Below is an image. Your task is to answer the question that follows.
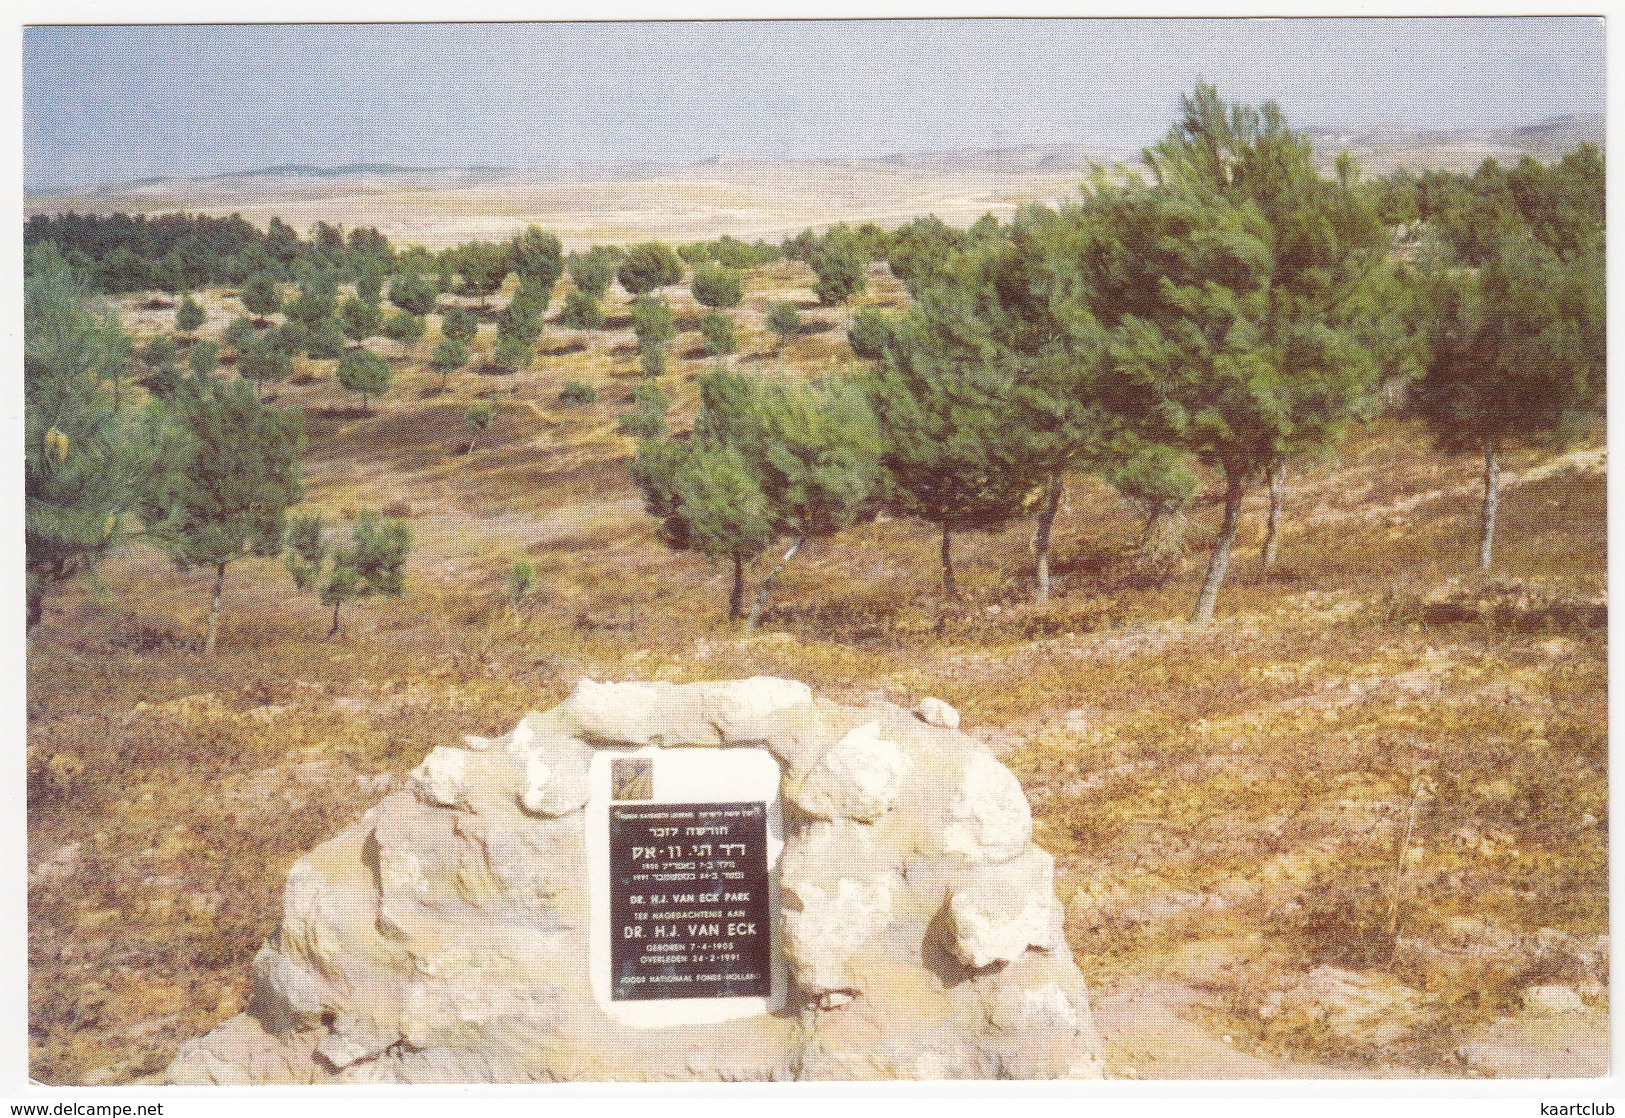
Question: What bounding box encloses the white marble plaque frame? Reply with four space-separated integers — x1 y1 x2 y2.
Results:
585 745 786 1027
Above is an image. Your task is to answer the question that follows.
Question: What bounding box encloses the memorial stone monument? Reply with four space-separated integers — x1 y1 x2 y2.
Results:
167 677 1105 1082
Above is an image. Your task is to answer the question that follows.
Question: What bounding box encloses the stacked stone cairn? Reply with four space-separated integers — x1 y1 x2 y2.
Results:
167 677 1104 1082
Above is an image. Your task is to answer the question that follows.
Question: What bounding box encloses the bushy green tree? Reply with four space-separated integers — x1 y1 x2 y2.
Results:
139 379 304 654
846 307 896 361
238 336 292 400
336 348 392 414
698 310 736 356
283 278 337 327
691 263 745 309
510 226 564 296
558 288 605 330
441 304 478 345
25 245 146 635
617 241 684 295
497 285 546 345
618 380 669 439
765 301 801 345
811 234 867 306
140 334 180 369
456 240 514 305
630 295 675 347
303 316 347 361
567 248 618 298
175 294 205 335
429 336 469 392
285 510 411 639
388 271 438 315
339 295 383 344
188 339 221 380
1415 234 1603 570
223 316 256 352
382 309 425 348
492 333 533 372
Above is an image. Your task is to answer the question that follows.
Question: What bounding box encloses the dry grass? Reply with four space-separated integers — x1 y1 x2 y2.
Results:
27 259 1607 1083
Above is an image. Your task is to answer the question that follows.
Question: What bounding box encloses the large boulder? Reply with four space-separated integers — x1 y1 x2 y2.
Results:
167 677 1103 1083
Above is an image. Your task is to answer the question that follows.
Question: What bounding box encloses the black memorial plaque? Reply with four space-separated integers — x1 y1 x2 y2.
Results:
609 801 772 1001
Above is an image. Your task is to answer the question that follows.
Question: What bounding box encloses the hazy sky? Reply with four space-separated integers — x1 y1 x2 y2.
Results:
23 18 1606 192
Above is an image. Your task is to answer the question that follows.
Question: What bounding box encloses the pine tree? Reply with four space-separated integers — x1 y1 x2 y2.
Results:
336 348 392 414
175 294 205 336
139 379 305 655
24 245 147 635
285 510 411 639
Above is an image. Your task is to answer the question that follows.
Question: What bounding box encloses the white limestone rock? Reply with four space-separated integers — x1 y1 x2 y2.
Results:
941 753 1033 864
947 849 1060 968
788 722 911 823
563 676 811 747
782 874 895 995
516 734 593 817
409 747 470 809
916 697 961 730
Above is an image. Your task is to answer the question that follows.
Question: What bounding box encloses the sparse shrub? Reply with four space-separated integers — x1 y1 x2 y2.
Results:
140 334 179 368
638 342 667 378
188 339 221 380
507 557 536 602
559 379 598 407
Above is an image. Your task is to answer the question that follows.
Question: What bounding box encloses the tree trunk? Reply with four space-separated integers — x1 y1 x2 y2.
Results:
204 561 227 656
1032 473 1064 602
327 599 344 640
1191 475 1246 625
728 554 746 621
1479 444 1499 572
746 537 803 631
466 433 478 455
940 523 958 600
1260 459 1287 571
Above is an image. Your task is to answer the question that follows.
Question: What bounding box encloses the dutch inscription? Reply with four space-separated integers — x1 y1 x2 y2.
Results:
609 801 772 1001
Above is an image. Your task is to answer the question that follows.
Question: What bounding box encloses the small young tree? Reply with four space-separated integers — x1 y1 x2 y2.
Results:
388 271 439 316
638 342 667 378
698 310 736 356
175 294 206 336
558 289 605 330
139 378 305 655
765 301 801 347
441 304 478 346
140 334 180 370
847 308 895 361
284 279 337 328
223 316 256 351
568 248 618 298
382 309 426 349
464 401 493 454
456 240 513 306
630 294 676 348
336 348 392 414
690 263 745 309
303 316 347 361
618 380 670 439
339 295 383 345
353 269 383 306
238 337 291 400
617 241 684 295
497 290 545 345
430 336 469 392
811 237 867 306
285 509 411 639
633 437 775 621
492 333 533 373
509 226 564 298
188 339 221 380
